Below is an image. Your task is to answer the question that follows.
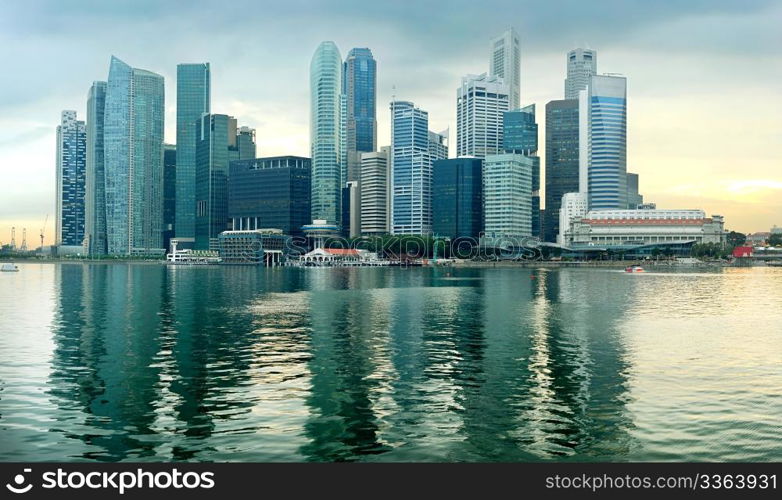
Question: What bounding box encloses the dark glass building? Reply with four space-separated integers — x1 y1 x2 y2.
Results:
544 99 580 242
432 158 483 240
503 104 541 238
343 48 377 182
163 144 176 251
228 157 311 238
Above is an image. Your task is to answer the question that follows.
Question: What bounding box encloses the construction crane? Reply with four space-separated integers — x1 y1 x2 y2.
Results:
40 214 48 250
10 227 16 250
20 228 28 252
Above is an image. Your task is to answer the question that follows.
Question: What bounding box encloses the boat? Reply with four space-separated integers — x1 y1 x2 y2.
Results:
1 263 19 272
625 264 644 273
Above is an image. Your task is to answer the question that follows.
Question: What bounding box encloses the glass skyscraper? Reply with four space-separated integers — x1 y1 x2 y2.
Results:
104 56 165 255
194 114 255 250
163 144 176 251
228 156 311 238
432 158 483 240
85 81 106 255
343 48 376 182
586 75 627 210
175 63 211 242
310 42 343 226
483 153 533 238
390 101 447 235
544 99 580 242
503 104 540 237
55 110 86 247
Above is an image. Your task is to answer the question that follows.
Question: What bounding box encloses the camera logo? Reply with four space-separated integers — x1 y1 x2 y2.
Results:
6 468 33 494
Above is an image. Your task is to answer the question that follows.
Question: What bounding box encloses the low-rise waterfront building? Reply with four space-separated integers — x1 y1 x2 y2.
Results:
217 229 290 265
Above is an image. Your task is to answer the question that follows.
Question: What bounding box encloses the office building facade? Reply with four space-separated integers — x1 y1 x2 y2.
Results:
175 63 211 241
228 156 311 238
432 158 483 240
343 48 377 182
503 104 540 237
359 148 390 235
84 81 107 256
544 99 580 242
310 41 344 227
457 73 509 158
565 48 597 99
104 56 165 255
626 172 643 208
163 144 176 251
483 153 533 238
489 27 521 109
55 110 87 248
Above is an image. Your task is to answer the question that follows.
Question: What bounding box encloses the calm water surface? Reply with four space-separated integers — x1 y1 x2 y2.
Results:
0 263 780 462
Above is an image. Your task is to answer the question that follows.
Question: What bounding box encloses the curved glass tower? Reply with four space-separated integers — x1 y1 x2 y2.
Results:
310 41 343 226
104 56 165 255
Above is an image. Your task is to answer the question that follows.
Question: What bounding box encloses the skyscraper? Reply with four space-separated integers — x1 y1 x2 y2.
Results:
343 48 377 182
432 158 483 240
544 99 580 242
626 172 643 209
456 73 509 158
194 114 255 250
489 27 521 109
565 48 597 99
237 126 256 159
175 63 210 242
104 56 165 255
84 81 107 255
584 74 627 209
503 104 540 237
163 144 176 251
390 101 447 235
55 110 86 248
228 156 311 238
359 148 390 235
483 153 533 238
310 42 344 226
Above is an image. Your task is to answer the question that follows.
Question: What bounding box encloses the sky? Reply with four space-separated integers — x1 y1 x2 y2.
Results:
1 0 781 246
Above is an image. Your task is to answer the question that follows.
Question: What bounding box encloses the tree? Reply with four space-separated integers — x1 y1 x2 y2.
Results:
727 231 747 248
769 233 782 247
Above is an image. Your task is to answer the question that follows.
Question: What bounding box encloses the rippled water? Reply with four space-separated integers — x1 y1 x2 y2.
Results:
0 263 780 462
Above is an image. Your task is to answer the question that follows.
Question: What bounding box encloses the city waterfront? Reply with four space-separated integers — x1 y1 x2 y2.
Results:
0 263 780 462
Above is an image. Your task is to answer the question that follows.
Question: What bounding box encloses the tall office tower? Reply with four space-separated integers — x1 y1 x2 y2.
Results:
544 99 580 242
228 156 311 238
343 48 377 182
194 114 255 250
104 56 165 255
175 62 210 242
359 148 389 235
489 27 521 109
432 158 483 240
565 48 597 99
55 110 86 248
456 74 509 158
237 126 256 159
583 74 627 209
163 144 176 251
503 104 540 237
390 101 447 235
483 153 533 238
84 81 107 255
310 41 343 226
626 172 643 209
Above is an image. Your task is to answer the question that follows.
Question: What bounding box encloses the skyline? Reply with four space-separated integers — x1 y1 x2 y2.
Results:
2 0 781 246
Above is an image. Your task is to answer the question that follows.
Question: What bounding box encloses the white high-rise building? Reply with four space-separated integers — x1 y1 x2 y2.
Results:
557 192 588 245
360 148 390 235
489 28 521 109
483 153 533 238
565 48 597 99
456 73 509 158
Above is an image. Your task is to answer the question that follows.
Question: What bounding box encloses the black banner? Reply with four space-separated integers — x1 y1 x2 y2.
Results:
0 463 779 499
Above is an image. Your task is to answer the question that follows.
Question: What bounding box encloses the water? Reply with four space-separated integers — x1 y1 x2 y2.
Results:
0 263 780 462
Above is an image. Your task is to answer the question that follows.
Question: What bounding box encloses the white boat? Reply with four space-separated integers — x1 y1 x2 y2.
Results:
1 263 19 272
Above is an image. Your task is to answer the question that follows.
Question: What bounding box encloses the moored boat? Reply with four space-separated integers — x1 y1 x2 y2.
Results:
1 263 20 272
